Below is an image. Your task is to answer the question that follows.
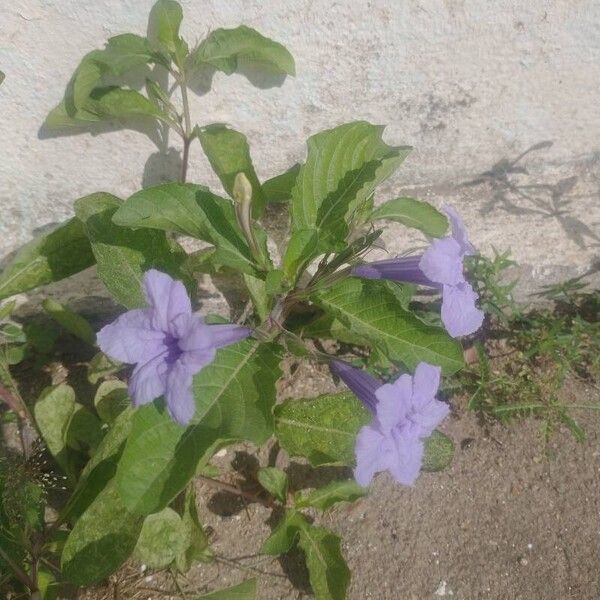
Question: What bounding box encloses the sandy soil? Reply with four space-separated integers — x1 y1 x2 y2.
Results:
86 365 600 600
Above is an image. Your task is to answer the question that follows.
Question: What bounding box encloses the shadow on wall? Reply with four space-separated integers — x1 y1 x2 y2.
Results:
462 141 600 250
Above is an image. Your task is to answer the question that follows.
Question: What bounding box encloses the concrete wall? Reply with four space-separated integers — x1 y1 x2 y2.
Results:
1 0 599 279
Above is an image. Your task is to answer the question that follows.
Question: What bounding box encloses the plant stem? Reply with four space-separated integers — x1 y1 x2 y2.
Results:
0 546 36 593
178 71 193 183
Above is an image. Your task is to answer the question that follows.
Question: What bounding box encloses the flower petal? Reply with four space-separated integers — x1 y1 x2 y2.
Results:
354 424 389 487
165 360 196 425
443 205 476 256
143 269 192 333
375 374 412 432
416 400 450 438
129 352 169 407
419 237 465 286
209 324 252 349
441 281 484 337
411 362 441 410
97 308 165 365
388 431 424 486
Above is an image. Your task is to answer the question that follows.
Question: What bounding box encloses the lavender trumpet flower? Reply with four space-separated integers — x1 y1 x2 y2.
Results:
331 360 449 487
353 205 484 338
97 270 250 425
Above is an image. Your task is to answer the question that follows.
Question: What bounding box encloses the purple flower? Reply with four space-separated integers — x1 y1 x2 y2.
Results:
353 205 484 338
97 270 250 425
330 360 449 487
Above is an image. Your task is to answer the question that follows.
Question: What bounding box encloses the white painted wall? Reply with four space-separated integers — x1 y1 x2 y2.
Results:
1 0 599 263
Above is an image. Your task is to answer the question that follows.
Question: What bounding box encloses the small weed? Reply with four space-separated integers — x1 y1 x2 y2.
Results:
456 252 600 442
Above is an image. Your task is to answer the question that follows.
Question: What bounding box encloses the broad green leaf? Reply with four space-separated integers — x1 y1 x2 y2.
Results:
294 480 366 511
297 523 350 600
262 164 301 204
285 122 411 279
61 479 143 585
42 299 96 345
0 218 94 300
260 509 306 556
65 408 133 521
176 486 211 571
192 25 295 76
66 404 103 452
0 300 16 321
75 192 189 308
282 229 319 284
113 184 258 275
88 86 164 120
274 392 370 466
45 34 162 129
94 380 129 424
134 507 186 568
148 0 187 59
195 579 257 600
34 385 77 472
257 467 288 502
196 124 265 217
370 197 448 237
117 340 281 514
312 278 464 373
422 431 455 472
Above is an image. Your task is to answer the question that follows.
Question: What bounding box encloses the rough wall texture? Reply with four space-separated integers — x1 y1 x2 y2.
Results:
1 0 599 281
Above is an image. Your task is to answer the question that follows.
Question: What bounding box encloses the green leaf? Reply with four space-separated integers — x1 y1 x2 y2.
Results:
370 197 448 237
422 431 455 471
282 229 319 284
94 380 129 424
148 0 186 59
312 278 464 373
61 479 143 585
297 523 350 600
88 86 164 120
34 385 78 472
176 486 211 571
294 480 367 511
0 218 94 300
65 408 134 521
66 404 103 452
113 184 258 275
75 192 189 308
260 509 306 556
117 340 281 514
257 467 288 502
195 579 257 600
134 507 186 568
91 33 161 75
274 392 370 467
262 164 301 204
192 25 295 76
0 300 16 321
196 124 265 217
242 273 271 321
42 299 96 345
87 351 122 384
284 122 411 279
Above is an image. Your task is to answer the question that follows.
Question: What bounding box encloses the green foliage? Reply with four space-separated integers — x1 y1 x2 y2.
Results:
75 192 189 307
42 299 96 345
0 218 94 300
61 479 143 585
274 392 370 466
285 122 410 283
294 480 367 511
191 25 295 76
195 579 257 600
257 467 288 502
312 278 464 373
134 507 187 568
116 340 281 514
196 124 265 217
370 197 448 237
